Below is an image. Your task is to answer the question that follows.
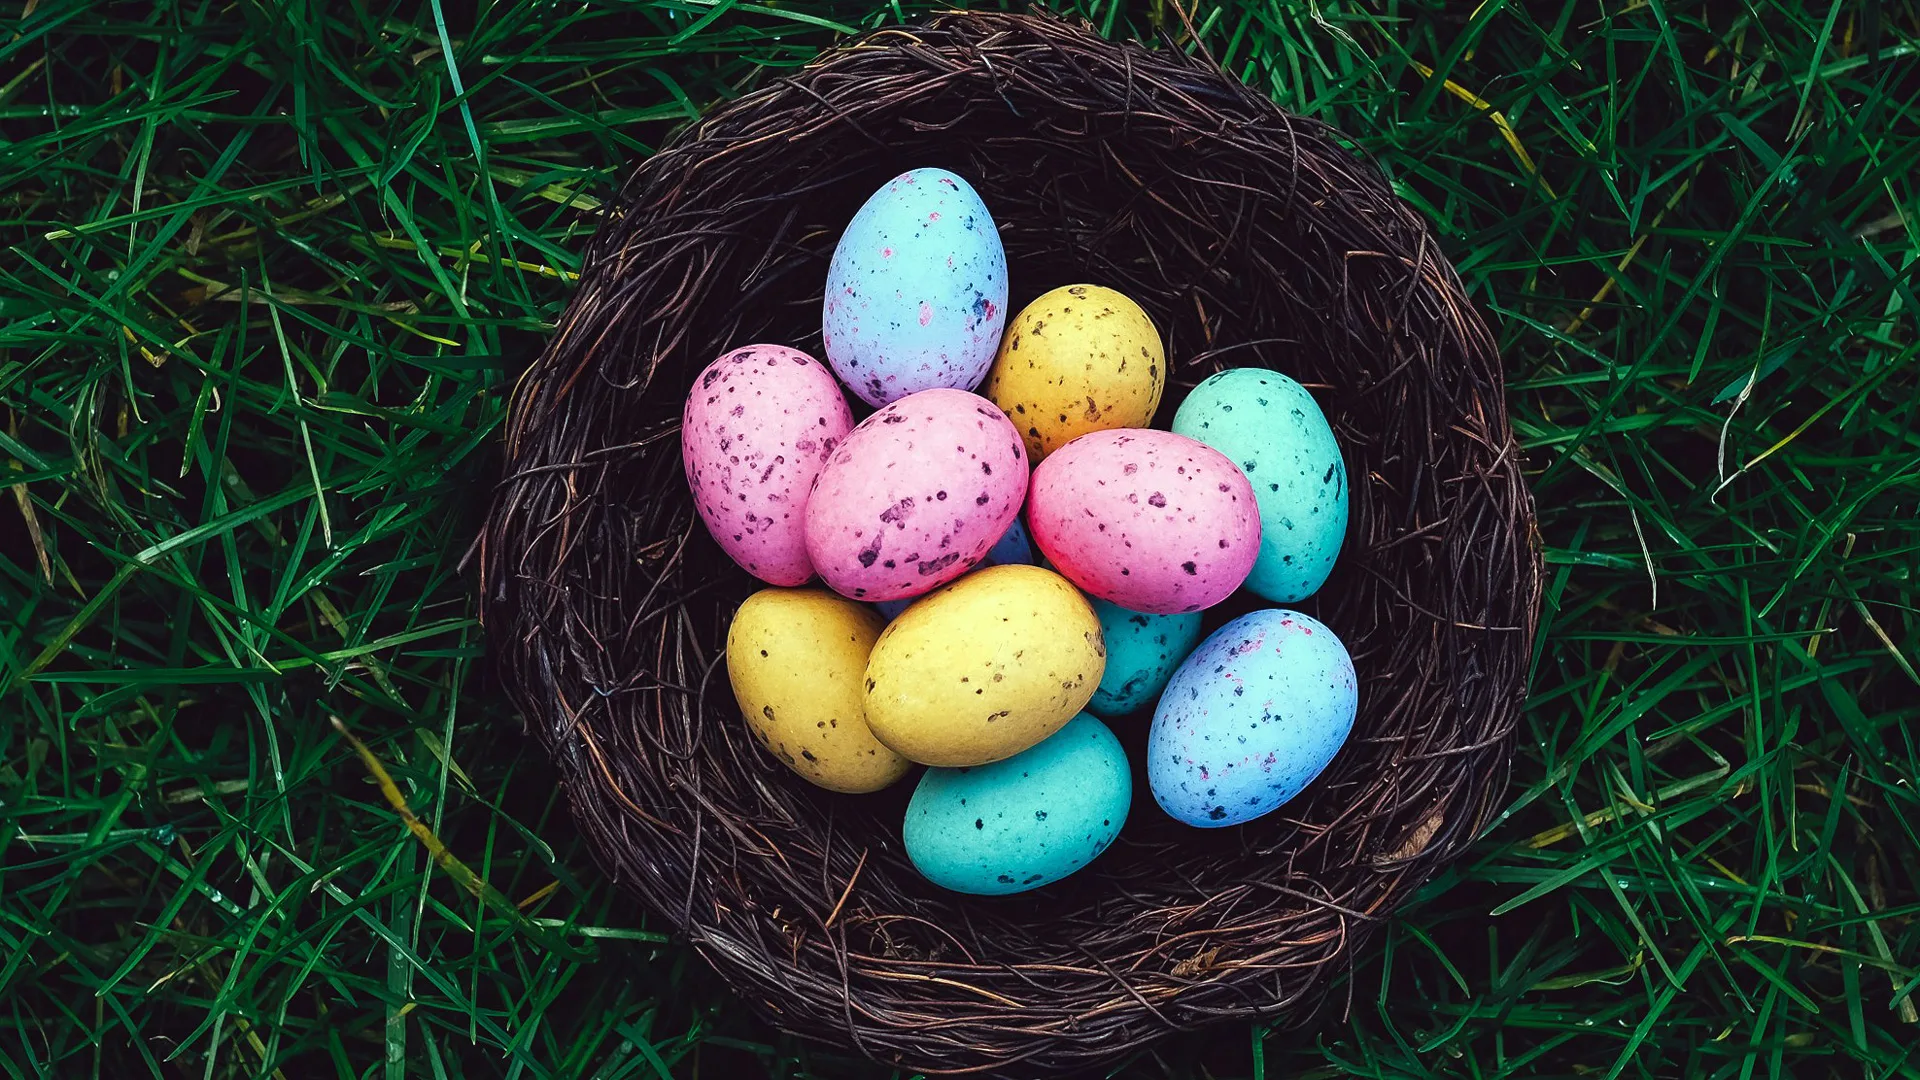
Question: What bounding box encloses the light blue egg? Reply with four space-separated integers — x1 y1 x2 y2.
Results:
874 517 1032 620
1148 609 1356 828
1171 368 1346 602
823 168 1008 407
1086 599 1203 717
903 713 1131 895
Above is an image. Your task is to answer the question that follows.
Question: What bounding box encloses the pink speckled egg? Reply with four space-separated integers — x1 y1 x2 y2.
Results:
1028 429 1260 614
682 344 854 585
804 388 1028 602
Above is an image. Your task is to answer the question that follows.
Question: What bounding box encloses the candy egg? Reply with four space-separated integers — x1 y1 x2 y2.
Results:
865 564 1105 767
1086 599 1204 717
984 285 1165 462
804 388 1028 603
823 169 1008 406
875 516 1032 621
1027 429 1260 614
1148 609 1356 827
1171 368 1348 602
727 588 911 793
682 345 853 585
904 713 1131 895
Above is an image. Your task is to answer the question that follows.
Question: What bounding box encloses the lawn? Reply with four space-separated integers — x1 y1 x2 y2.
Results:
2 0 1917 1077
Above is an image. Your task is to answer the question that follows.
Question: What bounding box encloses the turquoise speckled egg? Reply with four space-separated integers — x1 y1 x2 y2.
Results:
903 713 1130 895
1086 598 1203 717
1171 368 1346 602
1148 609 1356 828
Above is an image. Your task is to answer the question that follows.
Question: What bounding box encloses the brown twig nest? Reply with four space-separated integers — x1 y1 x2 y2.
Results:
481 10 1541 1075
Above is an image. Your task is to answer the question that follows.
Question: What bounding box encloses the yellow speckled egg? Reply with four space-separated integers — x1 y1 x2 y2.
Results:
727 588 911 793
984 285 1165 462
864 564 1105 767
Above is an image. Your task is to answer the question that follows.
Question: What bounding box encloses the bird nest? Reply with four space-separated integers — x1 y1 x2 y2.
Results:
480 10 1541 1074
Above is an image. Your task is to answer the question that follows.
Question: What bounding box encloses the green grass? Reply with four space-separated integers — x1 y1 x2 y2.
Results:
2 0 1917 1076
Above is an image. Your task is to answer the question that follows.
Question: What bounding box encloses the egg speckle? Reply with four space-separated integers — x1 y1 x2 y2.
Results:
1027 429 1260 614
1148 609 1356 827
1171 368 1348 602
681 345 853 585
823 169 1008 406
804 388 1028 603
904 713 1131 894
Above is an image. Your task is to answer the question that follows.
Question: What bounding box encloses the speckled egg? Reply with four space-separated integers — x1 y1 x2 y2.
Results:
804 388 1028 603
1148 609 1356 828
865 564 1105 767
1086 599 1204 717
823 169 1008 407
1027 429 1260 614
1171 368 1348 602
727 588 911 794
682 345 854 585
903 713 1131 895
875 516 1032 620
984 285 1165 462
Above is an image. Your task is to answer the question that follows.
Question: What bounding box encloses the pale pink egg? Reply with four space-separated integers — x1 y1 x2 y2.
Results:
682 344 853 585
1028 429 1260 614
804 388 1028 602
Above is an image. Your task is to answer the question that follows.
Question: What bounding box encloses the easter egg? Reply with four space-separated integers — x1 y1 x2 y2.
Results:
804 388 1028 603
875 516 1032 620
865 564 1105 767
904 713 1131 895
984 285 1165 462
1027 429 1260 614
1086 599 1204 717
727 588 911 793
682 344 853 585
823 169 1008 407
1148 609 1356 827
1171 368 1347 602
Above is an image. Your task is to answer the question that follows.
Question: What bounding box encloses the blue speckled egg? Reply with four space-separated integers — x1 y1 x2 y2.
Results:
1148 609 1356 828
823 169 1008 407
1171 368 1347 602
1086 599 1204 717
875 516 1032 620
903 713 1130 895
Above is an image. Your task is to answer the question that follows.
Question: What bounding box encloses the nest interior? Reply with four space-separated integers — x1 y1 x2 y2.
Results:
481 10 1541 1075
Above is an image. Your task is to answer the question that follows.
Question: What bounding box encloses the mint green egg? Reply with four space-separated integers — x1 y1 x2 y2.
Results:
1086 598 1203 716
903 713 1130 895
1171 368 1346 602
